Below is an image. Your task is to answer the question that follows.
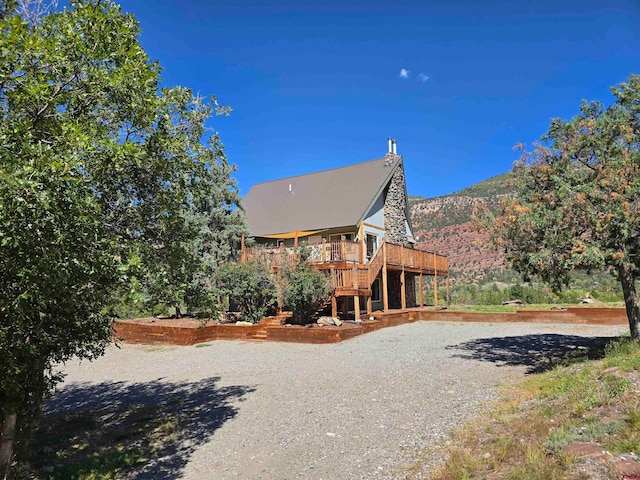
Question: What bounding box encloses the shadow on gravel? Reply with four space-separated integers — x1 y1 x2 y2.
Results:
448 334 619 374
33 377 256 480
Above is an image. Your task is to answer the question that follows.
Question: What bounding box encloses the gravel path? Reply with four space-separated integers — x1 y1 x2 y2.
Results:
47 321 627 479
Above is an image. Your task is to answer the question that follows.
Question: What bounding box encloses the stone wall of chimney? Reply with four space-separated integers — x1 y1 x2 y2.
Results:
383 155 410 246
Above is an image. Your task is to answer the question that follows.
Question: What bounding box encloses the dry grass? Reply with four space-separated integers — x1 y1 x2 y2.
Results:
415 337 640 480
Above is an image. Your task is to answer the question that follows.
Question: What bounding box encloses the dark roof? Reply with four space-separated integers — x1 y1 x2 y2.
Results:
243 156 401 237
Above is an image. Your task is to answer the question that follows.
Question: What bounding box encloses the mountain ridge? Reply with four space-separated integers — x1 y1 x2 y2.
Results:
410 172 513 284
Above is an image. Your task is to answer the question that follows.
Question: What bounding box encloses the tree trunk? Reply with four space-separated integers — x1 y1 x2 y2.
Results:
0 412 17 479
175 305 182 319
618 265 640 342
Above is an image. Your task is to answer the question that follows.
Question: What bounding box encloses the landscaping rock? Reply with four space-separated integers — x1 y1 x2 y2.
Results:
565 442 640 479
565 442 611 461
502 299 524 306
613 459 640 478
317 316 341 327
581 296 600 304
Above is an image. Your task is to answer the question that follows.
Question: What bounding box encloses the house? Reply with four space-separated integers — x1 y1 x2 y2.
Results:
242 139 449 319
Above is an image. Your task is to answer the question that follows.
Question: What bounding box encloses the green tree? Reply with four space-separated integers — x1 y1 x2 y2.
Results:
0 1 243 474
141 135 246 318
486 74 640 341
213 260 277 324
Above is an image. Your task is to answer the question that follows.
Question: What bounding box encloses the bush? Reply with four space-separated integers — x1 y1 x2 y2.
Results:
213 261 277 324
282 265 330 324
275 248 331 324
555 289 586 304
590 289 624 302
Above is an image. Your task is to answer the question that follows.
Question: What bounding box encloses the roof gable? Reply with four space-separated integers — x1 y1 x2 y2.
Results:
243 157 401 237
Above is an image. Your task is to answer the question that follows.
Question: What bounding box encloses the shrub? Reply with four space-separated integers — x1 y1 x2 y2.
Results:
282 265 330 324
213 260 277 324
276 248 331 324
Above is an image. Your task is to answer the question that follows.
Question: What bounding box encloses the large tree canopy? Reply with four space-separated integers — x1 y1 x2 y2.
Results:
486 74 640 341
0 0 244 474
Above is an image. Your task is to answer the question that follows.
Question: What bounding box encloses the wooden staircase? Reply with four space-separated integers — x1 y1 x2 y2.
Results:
248 315 286 341
367 242 385 287
314 294 334 318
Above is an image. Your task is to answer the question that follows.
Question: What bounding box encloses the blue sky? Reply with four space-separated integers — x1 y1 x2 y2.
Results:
117 0 640 198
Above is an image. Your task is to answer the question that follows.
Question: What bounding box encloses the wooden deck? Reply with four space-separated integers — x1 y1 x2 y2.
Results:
245 240 448 285
244 239 449 319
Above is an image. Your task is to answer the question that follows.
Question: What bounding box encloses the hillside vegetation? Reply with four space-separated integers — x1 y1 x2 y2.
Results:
410 173 513 285
410 173 622 300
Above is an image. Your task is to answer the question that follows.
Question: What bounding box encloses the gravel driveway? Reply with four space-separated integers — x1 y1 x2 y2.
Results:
47 321 627 479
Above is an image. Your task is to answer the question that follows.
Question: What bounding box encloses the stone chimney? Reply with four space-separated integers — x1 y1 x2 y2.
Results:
382 138 409 245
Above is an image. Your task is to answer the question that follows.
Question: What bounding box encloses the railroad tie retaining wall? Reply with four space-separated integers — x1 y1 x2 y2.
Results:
113 307 628 346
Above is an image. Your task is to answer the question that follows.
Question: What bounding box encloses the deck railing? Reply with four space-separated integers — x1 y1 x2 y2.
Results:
244 239 448 281
244 246 297 268
367 242 385 286
384 243 448 274
245 239 362 265
323 240 361 263
328 266 369 290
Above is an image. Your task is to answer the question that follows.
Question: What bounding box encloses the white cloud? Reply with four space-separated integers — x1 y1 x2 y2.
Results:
399 68 410 79
419 73 430 82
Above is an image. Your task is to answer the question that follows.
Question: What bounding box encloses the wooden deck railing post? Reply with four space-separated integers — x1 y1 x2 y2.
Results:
359 223 365 264
382 242 389 312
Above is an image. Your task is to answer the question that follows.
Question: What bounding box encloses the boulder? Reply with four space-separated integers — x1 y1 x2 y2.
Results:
317 316 342 327
581 297 600 304
502 299 524 306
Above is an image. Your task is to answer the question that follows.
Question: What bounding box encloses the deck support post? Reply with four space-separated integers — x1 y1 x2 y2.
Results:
354 295 360 320
400 267 406 310
367 296 372 315
353 265 360 320
433 252 438 306
446 274 450 305
382 242 389 312
341 297 349 317
331 294 337 318
419 273 424 307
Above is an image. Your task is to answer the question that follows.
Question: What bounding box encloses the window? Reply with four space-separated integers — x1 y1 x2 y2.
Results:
366 233 378 260
329 233 354 242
